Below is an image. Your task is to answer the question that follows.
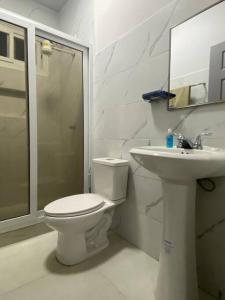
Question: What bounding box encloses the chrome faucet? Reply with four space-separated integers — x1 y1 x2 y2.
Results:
174 131 212 150
192 132 212 150
176 133 193 149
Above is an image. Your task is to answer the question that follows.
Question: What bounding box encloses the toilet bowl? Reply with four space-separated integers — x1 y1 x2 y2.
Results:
44 158 129 265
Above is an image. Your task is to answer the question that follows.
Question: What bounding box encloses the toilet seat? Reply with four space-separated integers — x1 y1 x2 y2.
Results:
44 194 105 217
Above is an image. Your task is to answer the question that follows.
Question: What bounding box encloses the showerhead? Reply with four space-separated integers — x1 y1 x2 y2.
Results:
42 40 53 56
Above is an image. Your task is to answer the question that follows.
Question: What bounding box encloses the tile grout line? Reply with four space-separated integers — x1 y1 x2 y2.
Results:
0 272 53 298
96 268 130 300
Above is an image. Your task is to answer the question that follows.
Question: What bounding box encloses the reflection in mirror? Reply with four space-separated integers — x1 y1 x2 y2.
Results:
169 1 225 110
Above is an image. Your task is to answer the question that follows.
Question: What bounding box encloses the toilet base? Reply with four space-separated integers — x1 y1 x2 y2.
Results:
56 234 110 266
55 210 114 266
56 232 87 265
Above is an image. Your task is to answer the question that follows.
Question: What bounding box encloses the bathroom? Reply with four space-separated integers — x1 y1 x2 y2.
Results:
0 0 224 299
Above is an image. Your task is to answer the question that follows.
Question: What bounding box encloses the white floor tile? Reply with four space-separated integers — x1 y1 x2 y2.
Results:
0 269 126 300
0 228 215 300
95 236 158 300
0 231 60 295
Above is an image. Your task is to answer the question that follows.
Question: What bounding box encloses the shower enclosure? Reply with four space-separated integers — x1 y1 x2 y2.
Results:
0 10 91 233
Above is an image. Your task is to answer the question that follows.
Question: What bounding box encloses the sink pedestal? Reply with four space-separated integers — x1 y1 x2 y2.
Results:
130 145 225 300
155 178 198 300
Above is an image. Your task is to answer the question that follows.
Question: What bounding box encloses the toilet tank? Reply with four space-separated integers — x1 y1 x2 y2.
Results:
93 158 129 201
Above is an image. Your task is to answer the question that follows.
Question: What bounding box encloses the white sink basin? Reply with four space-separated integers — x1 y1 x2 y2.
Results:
130 146 225 180
129 145 225 300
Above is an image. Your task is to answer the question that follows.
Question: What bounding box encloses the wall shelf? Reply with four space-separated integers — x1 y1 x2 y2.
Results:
142 90 176 103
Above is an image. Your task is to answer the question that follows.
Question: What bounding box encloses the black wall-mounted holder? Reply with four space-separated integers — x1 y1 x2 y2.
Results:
142 90 176 103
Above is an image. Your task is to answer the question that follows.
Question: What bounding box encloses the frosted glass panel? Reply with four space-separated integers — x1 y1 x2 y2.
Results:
0 20 29 220
36 36 84 210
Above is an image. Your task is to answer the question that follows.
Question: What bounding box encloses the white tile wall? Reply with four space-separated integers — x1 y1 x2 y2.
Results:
0 0 59 29
94 0 225 297
59 0 94 44
0 0 223 296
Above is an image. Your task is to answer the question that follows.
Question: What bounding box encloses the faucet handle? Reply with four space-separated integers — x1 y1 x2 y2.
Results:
194 131 212 149
173 132 187 148
173 132 184 139
197 131 212 137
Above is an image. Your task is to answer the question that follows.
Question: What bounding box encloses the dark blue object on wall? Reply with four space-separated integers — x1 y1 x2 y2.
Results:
142 90 176 103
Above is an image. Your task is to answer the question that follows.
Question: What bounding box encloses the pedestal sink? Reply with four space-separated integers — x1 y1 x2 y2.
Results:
130 146 225 300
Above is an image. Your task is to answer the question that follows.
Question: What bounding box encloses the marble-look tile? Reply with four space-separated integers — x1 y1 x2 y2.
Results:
117 201 162 260
203 138 225 149
0 0 59 29
95 0 179 52
174 102 225 138
0 268 126 300
94 68 138 113
93 137 160 178
127 174 163 222
149 0 222 59
123 52 170 103
93 139 124 158
0 231 60 295
95 46 118 82
93 0 225 296
197 221 225 297
96 243 158 300
95 27 149 81
121 139 157 177
95 0 178 79
94 102 149 140
94 1 185 114
134 102 186 140
59 0 94 44
196 177 225 235
0 223 51 247
172 0 221 29
0 231 215 300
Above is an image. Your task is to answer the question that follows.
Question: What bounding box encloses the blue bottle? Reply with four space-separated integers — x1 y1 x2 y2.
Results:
166 128 173 148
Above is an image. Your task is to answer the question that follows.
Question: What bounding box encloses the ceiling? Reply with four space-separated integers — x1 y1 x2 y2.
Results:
35 0 68 11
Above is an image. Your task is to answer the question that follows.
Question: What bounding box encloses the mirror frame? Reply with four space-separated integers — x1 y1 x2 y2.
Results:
168 0 225 111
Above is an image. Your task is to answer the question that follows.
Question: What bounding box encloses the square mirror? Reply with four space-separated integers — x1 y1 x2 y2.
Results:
168 0 225 110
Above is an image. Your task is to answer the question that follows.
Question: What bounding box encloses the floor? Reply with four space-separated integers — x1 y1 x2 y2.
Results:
0 224 215 300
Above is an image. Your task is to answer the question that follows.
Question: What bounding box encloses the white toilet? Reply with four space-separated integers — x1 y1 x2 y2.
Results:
44 158 129 265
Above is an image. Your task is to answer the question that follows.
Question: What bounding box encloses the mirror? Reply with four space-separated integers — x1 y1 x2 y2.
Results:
168 0 225 110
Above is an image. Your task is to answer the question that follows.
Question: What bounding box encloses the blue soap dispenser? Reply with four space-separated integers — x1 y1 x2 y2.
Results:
166 128 174 148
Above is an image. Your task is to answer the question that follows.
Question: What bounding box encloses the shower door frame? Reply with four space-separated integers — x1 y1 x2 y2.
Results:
0 9 92 234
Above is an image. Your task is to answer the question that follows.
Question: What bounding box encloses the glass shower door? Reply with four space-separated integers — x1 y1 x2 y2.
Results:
0 20 29 220
36 36 84 209
0 10 89 233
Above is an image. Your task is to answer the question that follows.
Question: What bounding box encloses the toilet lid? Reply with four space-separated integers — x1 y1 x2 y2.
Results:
44 194 105 217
